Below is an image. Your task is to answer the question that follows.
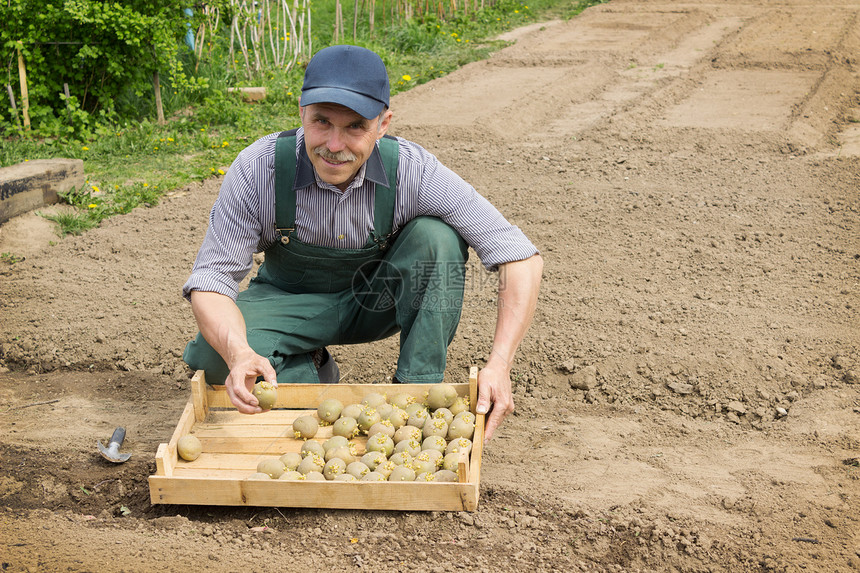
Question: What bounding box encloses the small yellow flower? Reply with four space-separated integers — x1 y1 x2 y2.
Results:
402 74 411 81
154 147 159 150
143 183 149 187
218 169 225 175
88 203 97 209
287 91 293 96
167 137 174 142
82 146 89 151
24 159 29 162
92 186 100 193
221 141 229 147
514 9 519 13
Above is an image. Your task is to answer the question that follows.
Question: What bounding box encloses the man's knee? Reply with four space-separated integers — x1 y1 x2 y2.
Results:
394 217 468 261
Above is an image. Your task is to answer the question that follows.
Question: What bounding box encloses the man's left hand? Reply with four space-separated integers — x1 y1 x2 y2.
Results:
475 362 514 442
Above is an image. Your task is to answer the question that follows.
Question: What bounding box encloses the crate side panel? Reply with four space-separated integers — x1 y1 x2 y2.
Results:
149 476 474 510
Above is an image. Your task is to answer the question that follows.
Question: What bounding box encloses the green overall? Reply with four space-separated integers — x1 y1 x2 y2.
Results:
183 130 469 384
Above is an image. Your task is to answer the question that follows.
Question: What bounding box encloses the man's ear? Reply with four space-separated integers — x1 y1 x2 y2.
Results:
377 109 393 139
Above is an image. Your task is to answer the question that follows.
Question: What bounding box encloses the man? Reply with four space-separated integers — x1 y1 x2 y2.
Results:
183 45 542 440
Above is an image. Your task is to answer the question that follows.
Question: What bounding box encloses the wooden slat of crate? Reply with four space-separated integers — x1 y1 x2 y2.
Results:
149 367 483 511
148 476 479 511
203 382 470 411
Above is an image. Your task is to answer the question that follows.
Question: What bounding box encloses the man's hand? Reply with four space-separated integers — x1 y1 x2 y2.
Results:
476 362 514 441
190 290 278 414
224 349 278 414
477 254 542 443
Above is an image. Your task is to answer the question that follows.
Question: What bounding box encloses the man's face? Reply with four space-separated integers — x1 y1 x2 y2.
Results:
300 102 392 191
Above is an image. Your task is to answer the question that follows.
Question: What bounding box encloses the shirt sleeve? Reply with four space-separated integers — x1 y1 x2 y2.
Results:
182 142 269 301
396 140 539 271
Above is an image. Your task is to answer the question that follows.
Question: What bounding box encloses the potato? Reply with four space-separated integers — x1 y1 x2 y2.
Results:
366 433 395 457
279 451 302 471
346 461 371 479
323 435 349 453
393 438 421 458
340 403 365 419
393 425 422 444
361 391 387 408
332 417 359 439
317 398 344 424
389 466 416 482
427 383 458 410
177 435 202 461
431 407 454 426
252 381 278 410
357 408 381 433
257 458 286 478
360 451 387 471
368 419 396 439
385 407 410 429
448 412 476 440
301 440 325 459
293 415 319 439
390 392 415 410
434 469 458 482
422 417 448 439
323 458 347 480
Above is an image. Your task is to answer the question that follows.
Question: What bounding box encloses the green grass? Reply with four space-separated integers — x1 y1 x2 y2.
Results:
2 0 607 237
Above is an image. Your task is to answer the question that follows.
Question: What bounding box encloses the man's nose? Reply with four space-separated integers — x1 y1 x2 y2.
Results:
326 128 347 152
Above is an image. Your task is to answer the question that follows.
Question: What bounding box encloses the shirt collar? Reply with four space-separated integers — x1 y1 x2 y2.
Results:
295 131 391 191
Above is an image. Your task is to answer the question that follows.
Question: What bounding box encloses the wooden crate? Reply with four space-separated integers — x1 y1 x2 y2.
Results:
149 367 484 511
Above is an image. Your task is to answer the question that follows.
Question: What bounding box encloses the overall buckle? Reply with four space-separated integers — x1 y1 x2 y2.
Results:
277 228 295 245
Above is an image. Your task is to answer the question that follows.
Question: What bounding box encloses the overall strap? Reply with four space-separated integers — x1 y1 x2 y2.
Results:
373 134 399 243
274 129 299 243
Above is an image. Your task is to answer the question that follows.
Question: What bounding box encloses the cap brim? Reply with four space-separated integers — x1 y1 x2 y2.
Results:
300 87 385 119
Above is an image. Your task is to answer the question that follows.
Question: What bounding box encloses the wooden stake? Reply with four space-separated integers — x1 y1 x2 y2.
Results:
353 0 358 42
16 45 30 130
6 84 21 129
153 70 165 125
63 83 72 126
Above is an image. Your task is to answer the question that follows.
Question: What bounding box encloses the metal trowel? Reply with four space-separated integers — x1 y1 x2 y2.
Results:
98 427 131 463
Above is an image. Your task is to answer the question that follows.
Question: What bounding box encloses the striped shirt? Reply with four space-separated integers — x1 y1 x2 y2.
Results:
183 128 538 300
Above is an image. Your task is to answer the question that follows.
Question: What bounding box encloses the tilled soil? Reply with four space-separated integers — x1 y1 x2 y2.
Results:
1 1 859 571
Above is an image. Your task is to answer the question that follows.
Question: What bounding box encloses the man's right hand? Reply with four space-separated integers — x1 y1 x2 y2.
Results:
224 349 278 414
190 290 278 414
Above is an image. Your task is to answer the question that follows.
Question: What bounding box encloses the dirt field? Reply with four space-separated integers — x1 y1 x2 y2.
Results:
2 0 859 571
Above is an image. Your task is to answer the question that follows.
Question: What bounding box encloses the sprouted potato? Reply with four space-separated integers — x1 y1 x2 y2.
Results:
279 452 302 471
427 383 458 410
317 398 344 424
361 392 387 408
257 458 286 478
293 415 319 439
177 435 202 461
252 381 278 410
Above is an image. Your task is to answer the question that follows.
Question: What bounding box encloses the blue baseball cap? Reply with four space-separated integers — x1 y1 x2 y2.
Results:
301 45 390 119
